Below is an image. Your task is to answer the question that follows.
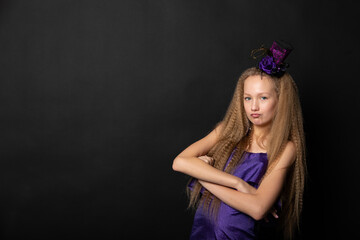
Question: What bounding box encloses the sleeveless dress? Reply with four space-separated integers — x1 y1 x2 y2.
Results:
189 149 279 240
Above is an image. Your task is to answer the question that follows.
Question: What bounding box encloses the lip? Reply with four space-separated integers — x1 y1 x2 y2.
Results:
250 114 261 118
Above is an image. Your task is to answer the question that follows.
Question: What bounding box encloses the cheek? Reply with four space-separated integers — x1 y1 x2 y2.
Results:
243 102 251 115
266 101 278 117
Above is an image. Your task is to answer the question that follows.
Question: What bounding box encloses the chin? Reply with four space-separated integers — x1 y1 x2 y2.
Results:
250 119 262 125
251 120 271 128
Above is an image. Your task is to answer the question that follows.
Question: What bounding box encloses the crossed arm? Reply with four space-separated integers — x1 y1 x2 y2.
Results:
172 124 296 220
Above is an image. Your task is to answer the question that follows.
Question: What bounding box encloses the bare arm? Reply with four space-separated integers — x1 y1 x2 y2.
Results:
199 141 296 220
172 122 255 193
174 155 255 192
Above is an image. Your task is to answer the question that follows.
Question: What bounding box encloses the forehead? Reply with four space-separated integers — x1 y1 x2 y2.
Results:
243 75 276 94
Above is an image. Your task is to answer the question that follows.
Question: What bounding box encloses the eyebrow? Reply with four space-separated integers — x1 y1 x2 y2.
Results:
244 92 271 95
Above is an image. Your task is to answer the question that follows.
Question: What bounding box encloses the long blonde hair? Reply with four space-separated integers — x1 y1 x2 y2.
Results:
187 67 306 239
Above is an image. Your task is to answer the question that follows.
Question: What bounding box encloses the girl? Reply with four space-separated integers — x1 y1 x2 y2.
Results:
172 41 306 239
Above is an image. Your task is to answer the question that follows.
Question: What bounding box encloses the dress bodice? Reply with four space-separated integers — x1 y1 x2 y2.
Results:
189 148 271 240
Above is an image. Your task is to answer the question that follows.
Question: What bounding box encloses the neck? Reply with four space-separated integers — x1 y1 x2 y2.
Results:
248 125 271 152
252 124 271 139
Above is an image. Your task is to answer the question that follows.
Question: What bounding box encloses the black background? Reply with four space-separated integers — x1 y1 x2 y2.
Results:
0 0 359 239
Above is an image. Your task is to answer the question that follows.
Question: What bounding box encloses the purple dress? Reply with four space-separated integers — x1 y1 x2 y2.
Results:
189 149 275 240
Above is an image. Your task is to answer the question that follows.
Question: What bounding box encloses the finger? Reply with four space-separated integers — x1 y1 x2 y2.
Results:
271 209 278 219
199 156 212 163
198 158 210 164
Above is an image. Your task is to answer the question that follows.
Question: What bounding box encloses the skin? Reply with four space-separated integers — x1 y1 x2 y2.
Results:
243 75 278 152
172 74 296 220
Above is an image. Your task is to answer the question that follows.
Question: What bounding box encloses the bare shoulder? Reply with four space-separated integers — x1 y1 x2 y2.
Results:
274 141 296 170
213 121 225 138
176 121 224 158
204 120 225 144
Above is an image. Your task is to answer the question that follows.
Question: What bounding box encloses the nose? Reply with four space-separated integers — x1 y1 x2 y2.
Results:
251 99 259 111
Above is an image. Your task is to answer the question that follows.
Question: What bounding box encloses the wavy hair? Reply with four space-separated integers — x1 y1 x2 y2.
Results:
187 67 306 239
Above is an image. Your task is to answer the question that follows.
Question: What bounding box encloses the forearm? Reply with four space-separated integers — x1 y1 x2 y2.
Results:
199 180 264 220
173 156 240 189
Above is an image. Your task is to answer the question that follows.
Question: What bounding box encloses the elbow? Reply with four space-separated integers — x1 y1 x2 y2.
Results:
251 204 267 221
252 211 265 221
232 197 267 221
172 156 184 172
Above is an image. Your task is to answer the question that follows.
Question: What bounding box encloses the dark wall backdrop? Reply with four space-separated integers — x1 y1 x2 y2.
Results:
0 0 358 239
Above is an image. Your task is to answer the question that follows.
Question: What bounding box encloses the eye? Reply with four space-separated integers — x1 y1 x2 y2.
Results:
260 96 268 100
244 97 251 101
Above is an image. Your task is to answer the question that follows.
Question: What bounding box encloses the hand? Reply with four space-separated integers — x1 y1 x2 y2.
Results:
198 155 214 166
264 207 279 222
234 179 256 194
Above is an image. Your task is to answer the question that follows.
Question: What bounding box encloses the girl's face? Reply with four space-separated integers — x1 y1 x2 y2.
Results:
243 75 278 128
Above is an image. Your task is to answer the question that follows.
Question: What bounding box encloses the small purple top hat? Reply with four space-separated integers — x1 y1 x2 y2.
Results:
269 40 293 65
258 40 293 77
